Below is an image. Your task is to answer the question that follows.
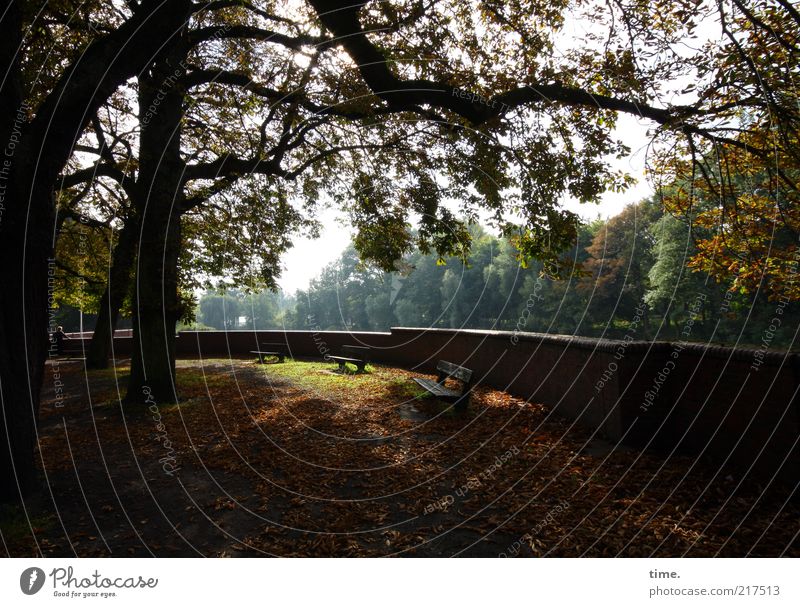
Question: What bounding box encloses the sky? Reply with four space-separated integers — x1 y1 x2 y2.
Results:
276 113 655 294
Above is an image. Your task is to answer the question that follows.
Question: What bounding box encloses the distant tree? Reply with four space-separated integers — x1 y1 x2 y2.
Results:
392 252 447 328
198 293 241 330
645 214 710 334
580 202 660 334
240 291 293 330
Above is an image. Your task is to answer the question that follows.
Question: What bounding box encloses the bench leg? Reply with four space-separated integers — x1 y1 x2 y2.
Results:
357 362 366 372
338 362 346 372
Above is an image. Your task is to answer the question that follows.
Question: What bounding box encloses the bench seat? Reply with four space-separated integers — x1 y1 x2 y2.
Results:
412 377 460 399
328 355 363 364
53 344 85 359
329 354 367 371
412 360 474 411
328 346 371 372
251 350 285 363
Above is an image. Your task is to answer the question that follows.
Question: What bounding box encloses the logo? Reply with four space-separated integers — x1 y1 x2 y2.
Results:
20 567 46 595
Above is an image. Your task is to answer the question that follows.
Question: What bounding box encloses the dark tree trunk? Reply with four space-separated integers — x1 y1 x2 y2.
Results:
127 216 183 404
0 3 48 502
0 0 193 501
126 53 187 405
86 217 138 369
0 181 54 502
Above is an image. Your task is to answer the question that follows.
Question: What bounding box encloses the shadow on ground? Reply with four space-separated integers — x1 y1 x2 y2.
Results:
2 358 798 557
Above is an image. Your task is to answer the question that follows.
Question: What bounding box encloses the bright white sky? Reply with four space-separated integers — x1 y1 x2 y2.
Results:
276 113 655 294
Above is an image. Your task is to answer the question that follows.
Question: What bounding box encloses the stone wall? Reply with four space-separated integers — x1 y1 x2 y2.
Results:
92 327 798 484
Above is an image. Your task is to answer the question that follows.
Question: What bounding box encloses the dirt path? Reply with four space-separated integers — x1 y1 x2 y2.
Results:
2 358 798 557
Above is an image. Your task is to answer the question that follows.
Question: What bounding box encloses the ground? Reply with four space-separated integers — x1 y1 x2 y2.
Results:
2 357 798 557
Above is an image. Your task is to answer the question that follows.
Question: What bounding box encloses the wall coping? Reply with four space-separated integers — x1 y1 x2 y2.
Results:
92 327 795 367
388 327 799 365
176 329 393 336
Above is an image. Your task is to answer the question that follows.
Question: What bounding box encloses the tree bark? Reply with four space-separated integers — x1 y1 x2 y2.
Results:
0 2 48 502
86 217 138 369
125 52 187 405
0 0 193 502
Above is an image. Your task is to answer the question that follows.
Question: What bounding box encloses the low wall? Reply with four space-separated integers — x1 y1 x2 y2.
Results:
101 327 797 484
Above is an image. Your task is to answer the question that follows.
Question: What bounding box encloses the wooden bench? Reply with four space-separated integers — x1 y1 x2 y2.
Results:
251 342 288 364
413 360 474 410
329 345 370 373
51 339 85 359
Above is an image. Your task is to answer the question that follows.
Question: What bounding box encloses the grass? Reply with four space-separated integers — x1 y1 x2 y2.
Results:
256 359 467 414
77 358 441 414
0 504 55 544
256 359 427 400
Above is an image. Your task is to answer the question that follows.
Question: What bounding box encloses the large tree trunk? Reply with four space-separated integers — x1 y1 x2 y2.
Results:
0 1 193 502
86 217 138 369
0 180 55 502
127 216 183 404
0 3 49 502
126 54 187 405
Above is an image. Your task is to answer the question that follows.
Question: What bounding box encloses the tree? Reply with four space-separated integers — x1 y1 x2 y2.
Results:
646 1 800 300
239 290 293 330
646 214 709 333
0 0 196 501
199 293 241 330
580 202 660 333
64 20 333 398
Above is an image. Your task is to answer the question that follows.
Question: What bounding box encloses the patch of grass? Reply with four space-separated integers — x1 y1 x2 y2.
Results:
0 504 55 544
86 365 130 382
177 371 229 390
258 360 422 398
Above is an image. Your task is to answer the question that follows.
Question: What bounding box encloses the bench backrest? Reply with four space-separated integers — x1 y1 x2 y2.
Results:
342 345 370 361
261 342 288 352
436 360 473 385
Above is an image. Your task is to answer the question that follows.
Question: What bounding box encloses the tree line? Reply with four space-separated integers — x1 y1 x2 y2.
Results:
197 198 800 349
